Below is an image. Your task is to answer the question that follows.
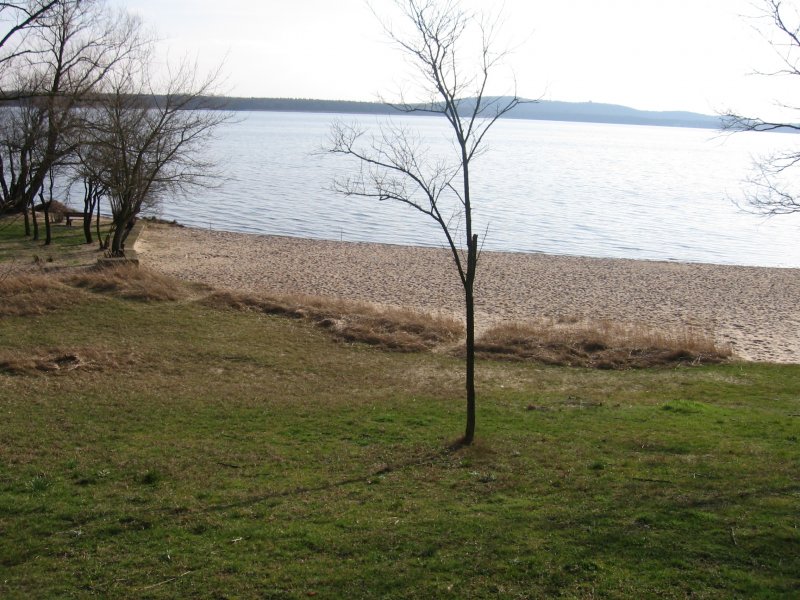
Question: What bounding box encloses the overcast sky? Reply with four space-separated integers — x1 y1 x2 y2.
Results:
113 0 800 121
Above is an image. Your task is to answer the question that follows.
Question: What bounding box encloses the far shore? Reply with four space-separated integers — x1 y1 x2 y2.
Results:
134 223 800 364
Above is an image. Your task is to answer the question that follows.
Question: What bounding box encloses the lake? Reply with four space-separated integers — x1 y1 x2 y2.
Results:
151 110 800 268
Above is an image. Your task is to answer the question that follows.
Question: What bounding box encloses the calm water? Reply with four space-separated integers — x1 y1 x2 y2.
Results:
151 111 800 268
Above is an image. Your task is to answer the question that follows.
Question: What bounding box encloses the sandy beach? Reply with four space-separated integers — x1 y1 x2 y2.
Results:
134 224 800 364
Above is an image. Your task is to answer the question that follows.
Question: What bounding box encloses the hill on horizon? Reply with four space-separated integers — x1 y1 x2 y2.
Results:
217 96 723 129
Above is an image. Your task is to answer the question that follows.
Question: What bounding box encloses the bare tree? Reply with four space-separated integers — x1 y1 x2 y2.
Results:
71 141 107 245
0 1 61 88
0 0 226 254
328 0 521 445
0 2 60 48
0 94 47 232
723 0 800 215
0 0 146 245
79 61 227 255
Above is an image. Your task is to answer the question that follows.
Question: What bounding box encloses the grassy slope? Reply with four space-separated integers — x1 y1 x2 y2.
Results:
0 218 798 598
1 287 798 599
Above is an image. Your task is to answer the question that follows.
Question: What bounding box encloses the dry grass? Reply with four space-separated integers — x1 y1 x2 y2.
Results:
0 346 135 375
0 272 84 318
201 289 464 352
65 264 190 302
2 265 731 368
476 318 732 369
2 264 191 318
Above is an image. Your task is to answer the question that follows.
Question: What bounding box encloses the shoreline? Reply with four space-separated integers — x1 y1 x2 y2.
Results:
135 223 800 364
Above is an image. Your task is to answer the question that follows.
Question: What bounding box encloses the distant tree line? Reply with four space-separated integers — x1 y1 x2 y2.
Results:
208 96 724 129
0 0 226 256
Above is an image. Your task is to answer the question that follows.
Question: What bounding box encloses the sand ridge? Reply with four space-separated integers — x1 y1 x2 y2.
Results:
135 224 800 363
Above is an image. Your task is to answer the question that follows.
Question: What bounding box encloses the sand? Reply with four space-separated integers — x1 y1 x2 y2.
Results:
134 223 800 364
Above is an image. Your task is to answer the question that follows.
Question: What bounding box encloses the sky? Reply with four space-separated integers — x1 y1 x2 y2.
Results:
112 0 800 121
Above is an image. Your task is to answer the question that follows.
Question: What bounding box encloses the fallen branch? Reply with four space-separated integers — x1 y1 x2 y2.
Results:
140 571 193 591
631 477 673 484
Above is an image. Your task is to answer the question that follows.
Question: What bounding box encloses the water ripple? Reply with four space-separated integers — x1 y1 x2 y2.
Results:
151 112 800 268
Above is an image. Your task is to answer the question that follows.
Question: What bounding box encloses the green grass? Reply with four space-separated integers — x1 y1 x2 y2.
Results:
0 214 107 269
0 282 798 598
1 217 798 597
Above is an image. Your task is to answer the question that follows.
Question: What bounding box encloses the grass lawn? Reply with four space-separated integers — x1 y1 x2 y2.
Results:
0 214 107 270
0 221 798 598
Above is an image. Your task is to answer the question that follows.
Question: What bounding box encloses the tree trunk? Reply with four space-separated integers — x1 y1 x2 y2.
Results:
43 204 52 245
83 210 92 244
464 285 476 444
30 200 39 242
120 216 136 249
96 198 104 249
110 214 137 255
25 201 33 238
82 183 96 244
110 221 126 256
463 233 478 445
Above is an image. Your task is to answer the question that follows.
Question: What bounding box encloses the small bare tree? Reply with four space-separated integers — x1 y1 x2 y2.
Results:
328 0 520 445
723 0 800 215
71 140 108 245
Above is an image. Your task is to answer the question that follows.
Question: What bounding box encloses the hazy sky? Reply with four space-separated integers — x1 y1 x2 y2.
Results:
114 0 799 120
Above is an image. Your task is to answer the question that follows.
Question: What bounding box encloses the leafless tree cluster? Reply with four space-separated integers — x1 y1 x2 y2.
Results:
328 0 520 445
724 0 800 216
77 62 227 254
0 0 226 255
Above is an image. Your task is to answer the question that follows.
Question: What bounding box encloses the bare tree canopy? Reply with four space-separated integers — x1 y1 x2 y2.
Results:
723 0 800 215
0 0 228 251
80 60 228 255
328 0 521 445
0 0 148 242
0 1 60 82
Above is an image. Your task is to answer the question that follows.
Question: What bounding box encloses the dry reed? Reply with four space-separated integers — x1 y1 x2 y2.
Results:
201 289 464 352
65 264 189 302
475 318 732 369
0 346 133 375
2 265 732 368
0 273 83 317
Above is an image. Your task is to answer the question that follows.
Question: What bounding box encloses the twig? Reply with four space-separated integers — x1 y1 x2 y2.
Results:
140 571 192 591
730 527 738 546
631 477 673 484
